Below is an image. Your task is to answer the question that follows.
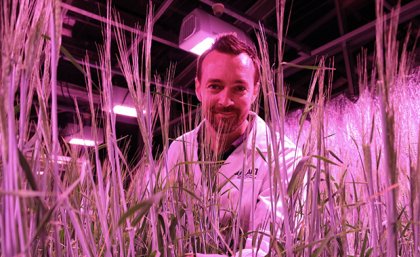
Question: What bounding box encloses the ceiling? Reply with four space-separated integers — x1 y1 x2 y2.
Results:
55 0 419 157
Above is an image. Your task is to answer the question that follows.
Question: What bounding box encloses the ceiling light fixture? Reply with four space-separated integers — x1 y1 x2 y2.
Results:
68 138 96 146
110 86 144 117
179 8 252 55
190 37 215 55
113 105 137 117
63 123 103 147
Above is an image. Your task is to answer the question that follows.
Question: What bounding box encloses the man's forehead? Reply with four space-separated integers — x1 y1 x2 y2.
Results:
203 51 253 66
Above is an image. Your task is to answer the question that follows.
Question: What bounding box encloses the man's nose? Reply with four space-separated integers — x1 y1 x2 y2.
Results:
217 90 234 106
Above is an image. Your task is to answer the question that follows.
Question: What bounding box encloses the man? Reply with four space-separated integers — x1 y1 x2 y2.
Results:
166 34 302 257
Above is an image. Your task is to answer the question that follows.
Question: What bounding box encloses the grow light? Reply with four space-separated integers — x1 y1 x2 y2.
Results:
113 105 137 117
63 123 103 147
68 138 96 146
190 37 215 55
179 8 252 55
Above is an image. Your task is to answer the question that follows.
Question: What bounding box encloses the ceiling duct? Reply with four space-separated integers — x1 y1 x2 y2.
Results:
179 8 252 55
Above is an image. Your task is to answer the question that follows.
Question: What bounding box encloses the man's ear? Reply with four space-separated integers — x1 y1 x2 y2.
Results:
195 77 202 102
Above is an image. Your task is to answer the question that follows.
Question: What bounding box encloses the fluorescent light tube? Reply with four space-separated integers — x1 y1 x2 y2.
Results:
190 37 215 55
113 105 138 117
68 138 96 146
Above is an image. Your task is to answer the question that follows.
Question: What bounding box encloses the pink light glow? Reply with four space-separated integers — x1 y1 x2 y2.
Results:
69 138 96 146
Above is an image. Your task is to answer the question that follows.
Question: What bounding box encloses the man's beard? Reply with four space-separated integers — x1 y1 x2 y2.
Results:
205 106 245 134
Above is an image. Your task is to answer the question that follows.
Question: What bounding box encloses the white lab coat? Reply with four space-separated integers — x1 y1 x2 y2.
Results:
165 113 302 256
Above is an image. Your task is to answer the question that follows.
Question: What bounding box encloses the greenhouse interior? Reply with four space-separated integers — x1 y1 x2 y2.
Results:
1 0 419 256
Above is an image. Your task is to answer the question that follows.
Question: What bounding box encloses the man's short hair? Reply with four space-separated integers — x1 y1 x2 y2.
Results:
196 33 260 84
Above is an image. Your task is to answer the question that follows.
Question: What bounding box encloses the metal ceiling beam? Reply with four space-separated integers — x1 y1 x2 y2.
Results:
61 2 196 96
334 0 355 96
61 2 178 48
153 0 174 24
174 61 196 87
126 0 175 57
57 80 193 127
295 0 369 42
242 0 275 21
57 81 101 105
199 0 310 54
295 9 336 42
284 0 420 77
60 54 194 97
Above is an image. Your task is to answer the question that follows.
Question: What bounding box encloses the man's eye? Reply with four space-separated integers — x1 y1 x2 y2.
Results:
235 86 247 92
208 84 221 90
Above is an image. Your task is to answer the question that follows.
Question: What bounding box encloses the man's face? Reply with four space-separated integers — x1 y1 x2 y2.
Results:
196 50 258 134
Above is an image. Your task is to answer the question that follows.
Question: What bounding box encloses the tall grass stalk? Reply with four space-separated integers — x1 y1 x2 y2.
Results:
358 50 380 256
274 1 296 256
49 0 63 254
1 0 51 255
376 1 399 256
115 1 164 255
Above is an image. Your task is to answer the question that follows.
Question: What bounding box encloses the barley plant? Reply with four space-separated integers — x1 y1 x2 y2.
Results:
0 0 418 256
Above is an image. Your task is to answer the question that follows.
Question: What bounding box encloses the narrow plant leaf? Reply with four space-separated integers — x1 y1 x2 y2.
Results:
60 46 86 76
280 62 336 71
369 114 375 143
284 95 316 106
171 186 201 202
118 192 163 226
328 150 344 164
311 154 341 167
310 236 331 257
360 230 368 257
256 146 267 163
365 248 373 257
43 34 100 89
18 149 38 191
288 156 310 197
169 215 177 242
217 173 239 192
148 251 157 257
31 203 58 243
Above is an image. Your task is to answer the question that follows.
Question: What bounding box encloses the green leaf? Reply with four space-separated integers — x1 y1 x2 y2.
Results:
288 156 310 197
397 206 406 221
401 221 411 237
148 251 157 257
118 192 163 226
169 215 177 242
217 173 238 193
310 236 330 257
328 150 343 164
365 248 373 257
18 149 38 191
360 230 368 257
157 214 165 254
60 46 87 78
32 203 58 241
311 154 341 166
284 95 315 106
171 186 201 202
256 147 267 163
369 114 375 143
43 34 100 90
